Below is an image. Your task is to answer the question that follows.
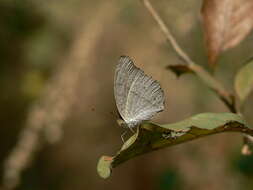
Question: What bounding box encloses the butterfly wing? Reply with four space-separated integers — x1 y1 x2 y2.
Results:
114 56 140 123
114 56 165 127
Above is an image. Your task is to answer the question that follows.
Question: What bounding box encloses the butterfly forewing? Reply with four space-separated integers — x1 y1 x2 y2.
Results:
114 56 138 122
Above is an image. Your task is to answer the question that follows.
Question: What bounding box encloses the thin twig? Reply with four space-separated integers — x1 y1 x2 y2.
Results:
142 0 253 154
142 0 194 65
141 0 236 112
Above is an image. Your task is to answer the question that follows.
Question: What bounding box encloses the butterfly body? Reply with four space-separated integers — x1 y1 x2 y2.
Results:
114 56 165 129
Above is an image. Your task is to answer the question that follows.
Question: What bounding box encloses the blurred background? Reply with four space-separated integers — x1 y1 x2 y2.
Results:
1 0 253 190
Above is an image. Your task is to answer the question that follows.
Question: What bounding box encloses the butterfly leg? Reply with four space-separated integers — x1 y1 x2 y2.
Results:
129 127 136 134
121 130 128 142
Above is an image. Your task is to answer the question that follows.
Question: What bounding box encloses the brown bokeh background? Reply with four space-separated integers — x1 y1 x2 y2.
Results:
1 0 253 190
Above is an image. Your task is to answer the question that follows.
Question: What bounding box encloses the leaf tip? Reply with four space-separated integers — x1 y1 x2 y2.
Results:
97 156 113 179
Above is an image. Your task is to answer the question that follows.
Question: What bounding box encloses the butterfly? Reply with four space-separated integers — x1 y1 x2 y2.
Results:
114 56 165 131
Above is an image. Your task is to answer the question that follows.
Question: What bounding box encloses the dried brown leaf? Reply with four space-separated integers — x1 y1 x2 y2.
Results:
167 64 194 77
201 0 253 66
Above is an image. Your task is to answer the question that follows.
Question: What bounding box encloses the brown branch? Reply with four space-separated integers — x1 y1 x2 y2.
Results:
142 0 253 154
142 0 194 65
141 0 236 113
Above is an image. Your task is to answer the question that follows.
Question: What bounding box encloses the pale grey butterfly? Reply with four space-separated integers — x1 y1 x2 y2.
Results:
114 56 165 131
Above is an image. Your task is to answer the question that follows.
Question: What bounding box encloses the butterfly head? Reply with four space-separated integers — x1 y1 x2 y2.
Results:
117 118 141 129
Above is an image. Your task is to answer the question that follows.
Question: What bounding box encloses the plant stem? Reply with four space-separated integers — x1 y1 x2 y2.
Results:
142 0 194 65
141 0 236 113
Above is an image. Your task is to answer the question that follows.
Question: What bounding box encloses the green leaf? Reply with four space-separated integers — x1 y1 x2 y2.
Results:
97 113 253 179
97 156 113 179
235 58 253 103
